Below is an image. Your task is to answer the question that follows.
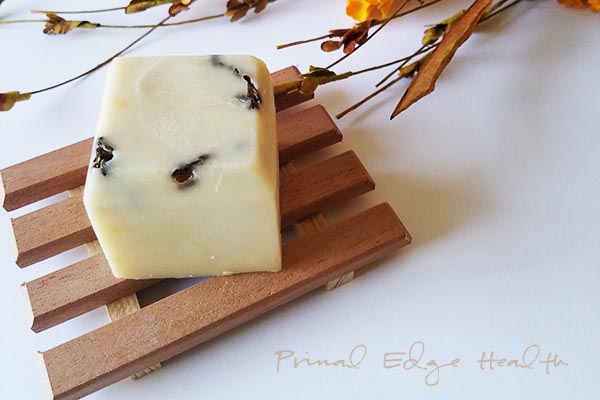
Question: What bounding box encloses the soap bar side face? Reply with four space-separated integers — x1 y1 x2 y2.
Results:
83 55 281 279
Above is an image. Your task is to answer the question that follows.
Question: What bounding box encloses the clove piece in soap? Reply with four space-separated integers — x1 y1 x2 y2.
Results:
170 154 210 187
92 137 114 176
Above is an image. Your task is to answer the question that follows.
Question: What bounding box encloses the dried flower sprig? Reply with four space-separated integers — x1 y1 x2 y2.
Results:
0 12 224 35
2 0 595 115
326 0 414 70
30 7 127 15
375 8 465 88
32 0 191 16
390 0 491 118
0 0 275 111
30 0 275 19
294 44 435 97
225 0 271 21
125 0 189 15
277 0 535 120
277 0 445 51
282 0 597 121
43 13 99 34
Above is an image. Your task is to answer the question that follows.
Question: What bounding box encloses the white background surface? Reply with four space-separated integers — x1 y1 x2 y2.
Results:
1 0 599 399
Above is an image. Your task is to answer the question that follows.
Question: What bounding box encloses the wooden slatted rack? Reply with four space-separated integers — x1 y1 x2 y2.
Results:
0 67 411 400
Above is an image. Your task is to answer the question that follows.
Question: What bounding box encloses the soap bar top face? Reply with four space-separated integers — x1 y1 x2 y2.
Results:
83 55 281 279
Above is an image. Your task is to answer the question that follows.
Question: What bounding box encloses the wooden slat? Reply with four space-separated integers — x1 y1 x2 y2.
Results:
25 151 373 331
272 66 313 112
104 292 162 379
12 193 95 267
24 253 154 332
0 138 92 212
278 104 340 164
277 104 341 164
281 163 354 291
41 203 411 400
11 105 342 268
0 66 312 212
280 151 374 226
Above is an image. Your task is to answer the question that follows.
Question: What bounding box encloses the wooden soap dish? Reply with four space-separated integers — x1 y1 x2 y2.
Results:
0 67 411 400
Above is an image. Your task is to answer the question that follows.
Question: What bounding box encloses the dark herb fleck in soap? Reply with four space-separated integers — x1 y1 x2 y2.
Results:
209 57 261 110
236 74 261 110
92 137 114 176
210 56 241 76
171 154 210 188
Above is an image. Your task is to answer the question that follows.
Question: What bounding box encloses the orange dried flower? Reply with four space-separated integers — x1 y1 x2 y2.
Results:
557 0 599 12
346 0 396 22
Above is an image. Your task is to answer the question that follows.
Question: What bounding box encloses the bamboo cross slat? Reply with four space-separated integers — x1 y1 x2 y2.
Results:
25 150 375 332
10 104 341 268
0 66 312 212
281 164 355 291
41 203 410 400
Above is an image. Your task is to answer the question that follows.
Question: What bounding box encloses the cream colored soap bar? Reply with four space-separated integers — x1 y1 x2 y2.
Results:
83 55 281 279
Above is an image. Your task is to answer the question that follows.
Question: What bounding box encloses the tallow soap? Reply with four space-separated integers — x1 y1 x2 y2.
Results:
83 56 281 279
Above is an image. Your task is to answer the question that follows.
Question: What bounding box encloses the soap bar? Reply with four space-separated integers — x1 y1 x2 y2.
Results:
83 55 281 279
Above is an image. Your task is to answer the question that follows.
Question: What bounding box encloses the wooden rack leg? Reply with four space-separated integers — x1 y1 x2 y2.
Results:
67 187 162 380
280 164 355 291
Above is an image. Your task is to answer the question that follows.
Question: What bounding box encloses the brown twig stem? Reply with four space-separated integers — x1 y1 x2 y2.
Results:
31 7 126 14
0 13 223 29
29 15 172 96
375 44 435 87
480 0 522 22
326 0 411 69
336 76 404 119
276 34 331 49
277 0 445 51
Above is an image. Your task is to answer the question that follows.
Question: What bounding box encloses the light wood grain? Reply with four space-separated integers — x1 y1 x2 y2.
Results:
0 66 313 212
24 151 373 331
41 203 411 400
11 105 342 268
105 293 141 322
